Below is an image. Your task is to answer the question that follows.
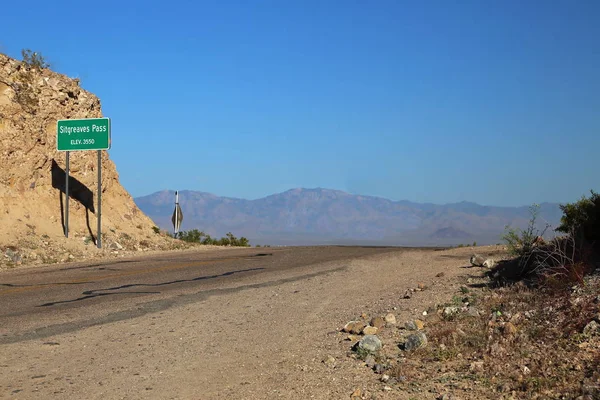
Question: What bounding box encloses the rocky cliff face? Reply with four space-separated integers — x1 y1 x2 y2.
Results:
0 53 179 266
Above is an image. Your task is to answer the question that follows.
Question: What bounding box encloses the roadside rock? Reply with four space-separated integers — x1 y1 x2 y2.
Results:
358 335 383 354
352 322 367 335
470 254 485 267
405 320 417 330
350 388 362 399
109 241 124 250
362 326 378 335
405 319 424 331
482 259 496 268
343 321 367 334
503 322 518 337
374 363 386 374
364 355 376 368
4 248 22 264
371 316 385 329
403 290 412 299
384 313 397 325
403 332 427 351
343 321 359 333
323 355 336 367
346 334 360 342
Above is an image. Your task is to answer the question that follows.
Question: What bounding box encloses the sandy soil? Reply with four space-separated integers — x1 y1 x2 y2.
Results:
0 245 503 399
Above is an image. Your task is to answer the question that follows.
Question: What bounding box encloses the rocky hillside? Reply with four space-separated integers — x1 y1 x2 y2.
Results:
135 188 563 246
0 52 180 267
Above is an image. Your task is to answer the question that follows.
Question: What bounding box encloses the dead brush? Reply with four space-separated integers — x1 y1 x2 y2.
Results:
392 276 600 398
489 229 598 288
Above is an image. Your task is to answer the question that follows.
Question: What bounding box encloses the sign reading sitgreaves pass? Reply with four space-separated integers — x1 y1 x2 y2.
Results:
57 118 111 151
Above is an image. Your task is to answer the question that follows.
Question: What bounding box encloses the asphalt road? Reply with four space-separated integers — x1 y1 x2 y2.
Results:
0 246 402 345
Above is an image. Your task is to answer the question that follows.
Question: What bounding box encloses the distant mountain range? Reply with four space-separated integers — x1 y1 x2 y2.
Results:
134 188 564 246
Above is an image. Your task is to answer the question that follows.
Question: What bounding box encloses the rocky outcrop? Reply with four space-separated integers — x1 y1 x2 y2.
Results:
0 53 178 266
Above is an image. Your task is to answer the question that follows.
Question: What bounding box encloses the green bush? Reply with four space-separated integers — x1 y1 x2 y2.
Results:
493 193 599 286
174 229 250 247
502 204 549 257
556 190 599 242
21 49 49 70
176 229 204 243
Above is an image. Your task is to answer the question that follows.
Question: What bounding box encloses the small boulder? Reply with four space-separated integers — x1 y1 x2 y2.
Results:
405 319 424 331
364 355 376 368
371 316 385 329
403 290 412 299
362 326 378 335
358 335 383 354
405 320 417 330
374 363 386 374
351 321 367 335
384 313 397 325
323 355 336 367
4 248 22 264
403 332 427 351
503 322 518 337
109 241 123 250
470 254 485 267
482 259 496 268
343 321 358 333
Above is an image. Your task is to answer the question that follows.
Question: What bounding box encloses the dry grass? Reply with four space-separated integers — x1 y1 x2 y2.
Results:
391 274 600 398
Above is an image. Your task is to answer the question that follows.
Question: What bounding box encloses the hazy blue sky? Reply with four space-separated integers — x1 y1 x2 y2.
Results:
1 0 598 206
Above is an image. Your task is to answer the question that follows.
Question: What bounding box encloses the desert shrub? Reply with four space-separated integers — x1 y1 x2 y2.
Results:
152 226 160 234
556 190 600 242
176 229 205 243
493 193 599 286
502 204 549 258
12 69 38 112
175 229 250 247
9 49 49 113
21 49 50 70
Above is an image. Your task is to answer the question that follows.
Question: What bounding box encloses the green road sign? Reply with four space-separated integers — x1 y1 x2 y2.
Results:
57 118 111 151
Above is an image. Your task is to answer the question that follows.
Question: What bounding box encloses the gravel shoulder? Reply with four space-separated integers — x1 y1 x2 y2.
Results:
0 245 501 399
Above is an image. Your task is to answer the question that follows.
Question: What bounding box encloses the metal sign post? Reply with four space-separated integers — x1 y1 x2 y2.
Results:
57 117 111 247
171 191 183 236
97 150 102 248
65 151 70 238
